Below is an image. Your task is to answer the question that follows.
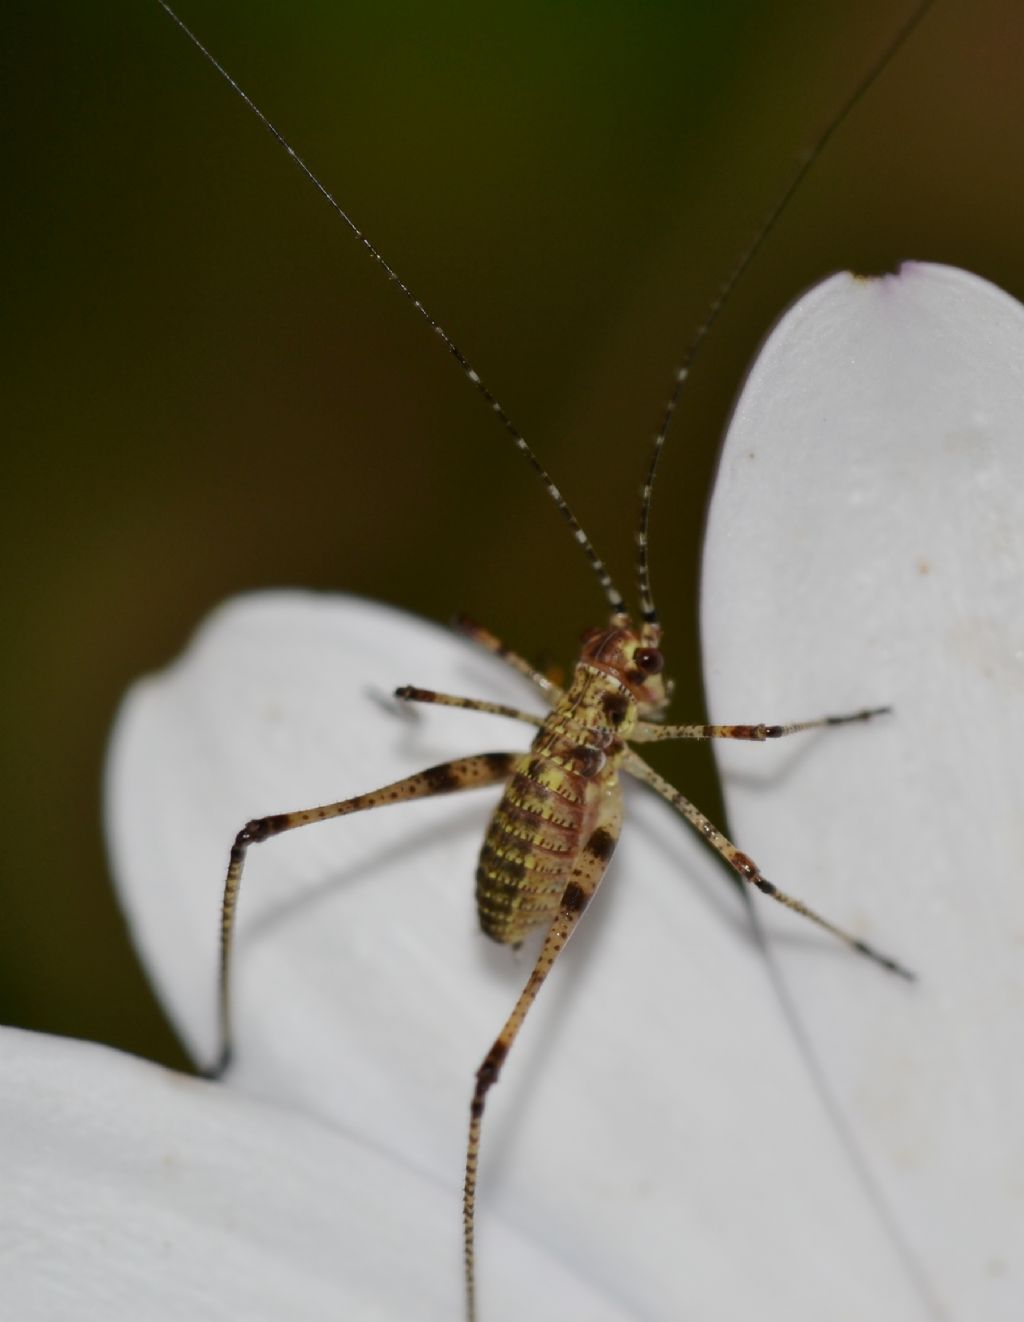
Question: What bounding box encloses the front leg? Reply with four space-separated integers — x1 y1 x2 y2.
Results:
395 685 544 728
452 614 564 702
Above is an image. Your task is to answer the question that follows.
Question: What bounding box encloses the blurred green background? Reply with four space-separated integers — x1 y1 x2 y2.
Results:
4 0 1022 1071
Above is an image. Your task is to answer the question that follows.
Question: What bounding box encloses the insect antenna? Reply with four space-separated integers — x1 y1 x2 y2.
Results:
634 0 938 634
154 0 628 618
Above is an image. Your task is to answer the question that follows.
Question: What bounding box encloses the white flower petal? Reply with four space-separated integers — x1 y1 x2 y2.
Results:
108 590 939 1317
1 1026 630 1320
703 262 1024 1321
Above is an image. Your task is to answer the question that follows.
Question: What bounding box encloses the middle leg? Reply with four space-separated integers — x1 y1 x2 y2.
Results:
631 705 890 744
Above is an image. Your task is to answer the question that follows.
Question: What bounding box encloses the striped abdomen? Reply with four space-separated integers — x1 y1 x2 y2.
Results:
475 622 661 944
475 747 604 945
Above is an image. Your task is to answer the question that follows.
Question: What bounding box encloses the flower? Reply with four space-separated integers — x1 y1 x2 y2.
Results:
5 264 1020 1319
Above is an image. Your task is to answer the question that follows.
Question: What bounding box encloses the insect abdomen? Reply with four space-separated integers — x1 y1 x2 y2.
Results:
475 751 597 944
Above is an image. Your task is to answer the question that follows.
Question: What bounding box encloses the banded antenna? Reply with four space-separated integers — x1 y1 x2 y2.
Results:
155 0 937 628
634 0 939 630
154 0 627 619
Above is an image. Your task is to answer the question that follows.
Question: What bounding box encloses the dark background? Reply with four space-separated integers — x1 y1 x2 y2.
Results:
4 0 1022 1071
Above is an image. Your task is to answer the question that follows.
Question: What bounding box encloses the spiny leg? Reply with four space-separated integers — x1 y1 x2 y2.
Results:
452 613 564 702
394 685 544 728
624 750 913 980
464 792 623 1322
631 705 890 744
212 752 517 1076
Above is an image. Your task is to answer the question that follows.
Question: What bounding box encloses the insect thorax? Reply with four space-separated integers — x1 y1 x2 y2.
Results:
475 619 668 944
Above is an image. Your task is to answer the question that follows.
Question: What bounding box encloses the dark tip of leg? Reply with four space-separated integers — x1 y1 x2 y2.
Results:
826 705 892 726
199 1044 234 1081
854 938 915 981
886 960 916 982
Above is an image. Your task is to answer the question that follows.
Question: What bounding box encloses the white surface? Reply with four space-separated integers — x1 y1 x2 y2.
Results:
703 262 1024 1322
104 589 926 1321
0 1026 627 1321
71 260 1022 1320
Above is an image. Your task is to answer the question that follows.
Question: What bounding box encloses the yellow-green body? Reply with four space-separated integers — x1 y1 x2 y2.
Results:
475 620 667 944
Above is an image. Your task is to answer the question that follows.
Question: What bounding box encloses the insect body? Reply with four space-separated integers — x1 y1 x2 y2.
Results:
158 1 931 1317
221 607 909 1321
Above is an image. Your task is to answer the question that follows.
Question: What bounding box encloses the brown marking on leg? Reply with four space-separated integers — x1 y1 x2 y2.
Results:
562 881 588 913
213 752 518 1076
483 751 515 777
395 685 545 729
632 707 892 744
463 789 623 1322
451 615 564 702
585 824 617 863
623 750 914 981
424 762 461 793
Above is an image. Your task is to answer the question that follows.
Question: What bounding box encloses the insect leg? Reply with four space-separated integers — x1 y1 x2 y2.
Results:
624 750 913 980
631 705 890 743
212 751 518 1076
394 685 544 728
452 614 565 701
463 791 623 1322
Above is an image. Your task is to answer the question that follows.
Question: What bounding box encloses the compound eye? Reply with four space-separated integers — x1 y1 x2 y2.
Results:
634 646 664 675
